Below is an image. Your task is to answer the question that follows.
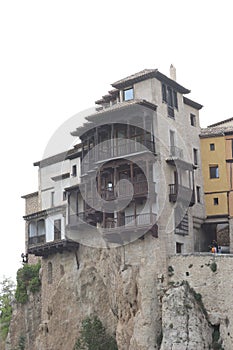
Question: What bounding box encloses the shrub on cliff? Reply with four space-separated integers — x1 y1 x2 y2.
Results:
0 277 15 340
15 263 41 304
74 316 118 350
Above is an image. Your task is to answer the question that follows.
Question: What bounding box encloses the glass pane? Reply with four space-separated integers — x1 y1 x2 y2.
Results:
124 88 134 101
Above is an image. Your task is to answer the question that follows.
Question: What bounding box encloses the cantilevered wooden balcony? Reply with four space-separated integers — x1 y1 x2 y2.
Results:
81 139 156 173
100 180 148 200
27 238 79 257
169 184 195 206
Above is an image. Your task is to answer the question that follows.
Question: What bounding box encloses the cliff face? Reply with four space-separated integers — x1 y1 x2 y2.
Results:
5 242 233 349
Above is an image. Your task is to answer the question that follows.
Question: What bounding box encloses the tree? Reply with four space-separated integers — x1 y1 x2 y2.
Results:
74 316 118 350
0 277 15 340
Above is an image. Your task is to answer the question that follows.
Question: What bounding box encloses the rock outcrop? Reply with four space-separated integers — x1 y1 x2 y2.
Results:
160 282 213 350
4 247 233 349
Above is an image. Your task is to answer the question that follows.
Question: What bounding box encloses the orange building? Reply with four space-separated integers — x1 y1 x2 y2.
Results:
200 121 233 252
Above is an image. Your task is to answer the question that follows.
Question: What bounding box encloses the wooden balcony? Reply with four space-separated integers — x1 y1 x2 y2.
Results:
28 237 79 257
28 235 46 246
101 180 148 200
169 184 195 206
81 140 156 173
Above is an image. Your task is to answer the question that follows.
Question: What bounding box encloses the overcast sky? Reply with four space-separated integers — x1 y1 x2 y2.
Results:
0 0 232 281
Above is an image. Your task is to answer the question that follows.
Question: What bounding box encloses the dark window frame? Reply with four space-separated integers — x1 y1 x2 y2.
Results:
190 113 196 127
72 164 77 177
210 143 215 151
213 197 219 205
209 165 219 179
196 186 201 203
193 148 198 165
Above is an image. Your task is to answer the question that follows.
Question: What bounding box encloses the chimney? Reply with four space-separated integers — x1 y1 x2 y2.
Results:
170 64 176 81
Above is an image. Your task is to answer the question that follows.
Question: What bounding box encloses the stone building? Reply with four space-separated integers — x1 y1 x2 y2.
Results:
20 67 210 349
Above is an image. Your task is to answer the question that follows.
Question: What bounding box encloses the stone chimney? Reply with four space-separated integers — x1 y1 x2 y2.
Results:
170 64 176 81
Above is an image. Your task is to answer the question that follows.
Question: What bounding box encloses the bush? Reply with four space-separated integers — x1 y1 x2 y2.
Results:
74 316 118 350
15 263 41 304
0 277 15 340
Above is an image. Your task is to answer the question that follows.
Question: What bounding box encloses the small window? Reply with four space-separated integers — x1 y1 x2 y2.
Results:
193 148 198 165
123 88 134 101
190 114 196 126
51 191 55 207
196 186 201 203
54 219 61 240
213 197 219 205
72 165 77 177
210 143 215 151
63 191 67 201
209 165 219 179
173 91 178 109
176 242 183 254
162 84 167 102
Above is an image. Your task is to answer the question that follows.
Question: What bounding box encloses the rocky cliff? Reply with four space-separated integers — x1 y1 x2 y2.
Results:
4 241 232 349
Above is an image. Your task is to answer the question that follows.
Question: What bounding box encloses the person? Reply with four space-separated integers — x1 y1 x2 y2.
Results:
211 240 218 253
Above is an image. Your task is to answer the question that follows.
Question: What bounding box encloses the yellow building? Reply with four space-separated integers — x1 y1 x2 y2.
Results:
200 122 233 252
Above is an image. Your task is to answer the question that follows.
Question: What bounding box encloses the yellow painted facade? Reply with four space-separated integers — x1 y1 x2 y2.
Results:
200 135 229 217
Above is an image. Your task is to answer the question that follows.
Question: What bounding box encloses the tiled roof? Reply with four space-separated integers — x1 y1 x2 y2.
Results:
208 117 233 127
111 68 190 94
183 96 203 110
200 126 233 138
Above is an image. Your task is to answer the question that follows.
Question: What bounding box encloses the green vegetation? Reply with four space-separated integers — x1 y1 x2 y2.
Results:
17 334 26 350
15 263 41 304
210 262 217 273
0 277 15 340
212 326 224 350
74 316 118 350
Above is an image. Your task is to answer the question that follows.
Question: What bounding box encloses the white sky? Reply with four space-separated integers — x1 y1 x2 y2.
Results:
0 0 232 281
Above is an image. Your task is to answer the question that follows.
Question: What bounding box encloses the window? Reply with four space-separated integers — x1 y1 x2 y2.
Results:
28 221 37 237
51 191 55 206
54 219 61 240
190 114 196 126
213 197 219 205
210 143 215 151
193 148 198 165
72 165 77 177
209 165 219 179
123 87 134 101
162 84 178 108
162 84 167 102
63 191 67 201
176 242 183 254
196 186 201 203
37 219 45 236
161 83 178 119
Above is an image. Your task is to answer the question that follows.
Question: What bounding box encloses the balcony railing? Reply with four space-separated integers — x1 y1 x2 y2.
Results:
103 212 157 230
101 180 148 200
28 234 46 246
81 139 155 173
169 146 183 159
68 212 157 231
169 184 195 206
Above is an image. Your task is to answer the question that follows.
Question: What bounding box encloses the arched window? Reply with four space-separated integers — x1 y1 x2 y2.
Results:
48 262 53 284
37 219 45 236
28 221 37 237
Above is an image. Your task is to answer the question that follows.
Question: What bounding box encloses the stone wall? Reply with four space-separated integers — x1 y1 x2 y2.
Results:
169 253 233 349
